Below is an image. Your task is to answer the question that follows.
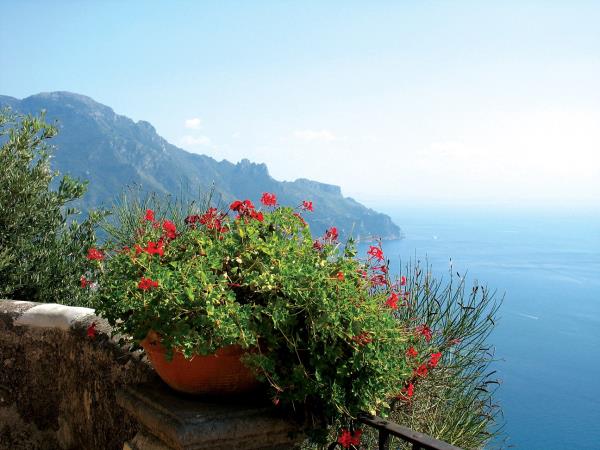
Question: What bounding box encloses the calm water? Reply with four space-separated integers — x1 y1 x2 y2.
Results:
358 206 600 449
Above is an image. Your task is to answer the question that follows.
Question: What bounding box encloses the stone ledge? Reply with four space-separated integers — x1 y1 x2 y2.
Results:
0 299 38 321
0 299 113 340
117 383 303 450
13 303 95 330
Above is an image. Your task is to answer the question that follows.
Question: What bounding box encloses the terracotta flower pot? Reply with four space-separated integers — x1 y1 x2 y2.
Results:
141 331 260 395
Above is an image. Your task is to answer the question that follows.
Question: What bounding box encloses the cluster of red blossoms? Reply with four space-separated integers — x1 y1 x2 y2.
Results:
259 192 314 214
135 240 164 257
185 207 228 233
84 195 317 291
337 429 363 449
260 192 277 207
230 199 264 222
163 220 177 239
416 324 432 342
325 226 339 241
138 276 159 291
86 322 97 338
365 245 412 311
396 337 444 402
80 275 93 288
87 248 104 261
313 226 338 250
301 200 313 211
144 209 178 240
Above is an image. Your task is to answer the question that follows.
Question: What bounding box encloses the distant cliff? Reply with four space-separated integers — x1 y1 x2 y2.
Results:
0 92 401 240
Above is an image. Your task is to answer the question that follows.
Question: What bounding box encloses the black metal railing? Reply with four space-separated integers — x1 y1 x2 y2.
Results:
358 414 463 450
329 413 463 450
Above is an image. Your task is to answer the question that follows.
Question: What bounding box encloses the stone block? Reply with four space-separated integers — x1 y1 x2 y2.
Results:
117 383 303 450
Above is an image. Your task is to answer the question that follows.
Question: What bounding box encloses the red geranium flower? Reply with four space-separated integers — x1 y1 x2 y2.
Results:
374 265 388 274
406 346 418 358
416 324 432 343
144 209 155 221
415 363 428 378
80 275 90 288
429 352 442 368
200 207 217 222
370 274 387 287
146 240 164 257
162 220 177 239
189 208 227 231
400 275 407 286
325 226 338 241
185 214 200 226
337 429 362 449
385 292 399 309
336 271 345 281
337 429 352 448
260 192 277 206
138 277 159 291
350 430 362 446
397 382 415 401
302 200 313 211
87 322 97 338
230 199 263 221
87 248 104 261
251 210 264 222
230 200 243 211
367 245 384 261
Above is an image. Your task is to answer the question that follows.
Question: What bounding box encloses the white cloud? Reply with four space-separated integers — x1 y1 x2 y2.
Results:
184 118 203 130
293 129 338 142
180 135 211 147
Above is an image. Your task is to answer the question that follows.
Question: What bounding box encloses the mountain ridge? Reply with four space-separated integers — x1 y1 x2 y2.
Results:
0 92 402 240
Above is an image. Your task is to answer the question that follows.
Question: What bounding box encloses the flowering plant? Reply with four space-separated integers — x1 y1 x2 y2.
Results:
90 193 446 441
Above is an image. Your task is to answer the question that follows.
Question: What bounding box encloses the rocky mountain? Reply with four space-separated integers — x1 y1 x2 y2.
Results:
0 92 401 240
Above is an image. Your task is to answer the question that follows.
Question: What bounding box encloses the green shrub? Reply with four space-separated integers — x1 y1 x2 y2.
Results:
0 110 103 306
388 266 503 449
92 193 438 441
304 263 503 449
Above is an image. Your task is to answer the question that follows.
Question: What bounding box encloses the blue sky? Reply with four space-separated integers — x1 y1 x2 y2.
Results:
2 1 599 210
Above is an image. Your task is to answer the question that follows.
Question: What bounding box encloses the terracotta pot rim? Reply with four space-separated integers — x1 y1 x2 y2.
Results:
140 330 261 395
140 330 253 357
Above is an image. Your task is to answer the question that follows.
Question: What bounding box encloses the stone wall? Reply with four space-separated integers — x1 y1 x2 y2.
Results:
0 300 304 450
0 300 156 450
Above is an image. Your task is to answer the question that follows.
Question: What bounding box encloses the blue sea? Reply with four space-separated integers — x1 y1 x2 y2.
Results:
358 206 600 449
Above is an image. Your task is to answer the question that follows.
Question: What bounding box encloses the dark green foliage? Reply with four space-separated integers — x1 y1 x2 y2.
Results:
0 110 104 305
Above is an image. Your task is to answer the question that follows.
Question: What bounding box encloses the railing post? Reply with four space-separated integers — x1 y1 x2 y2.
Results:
379 429 390 450
358 413 464 450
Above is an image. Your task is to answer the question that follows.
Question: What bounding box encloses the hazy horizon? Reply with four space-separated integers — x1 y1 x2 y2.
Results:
2 1 599 211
